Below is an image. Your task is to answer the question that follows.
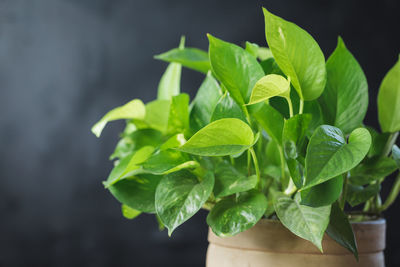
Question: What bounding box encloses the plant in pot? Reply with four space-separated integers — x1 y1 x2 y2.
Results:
92 7 400 267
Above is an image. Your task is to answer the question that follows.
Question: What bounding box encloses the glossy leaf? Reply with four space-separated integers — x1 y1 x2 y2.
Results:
253 103 284 144
326 202 358 259
208 34 264 105
393 145 400 168
178 118 254 156
213 161 257 197
207 190 267 237
346 183 380 207
319 37 368 134
91 99 145 137
304 126 371 189
155 47 210 74
263 8 326 100
155 170 214 235
274 193 331 251
301 176 343 207
109 174 163 213
378 57 400 133
190 74 222 131
210 92 247 123
160 133 186 151
121 204 141 220
248 74 290 105
157 37 185 100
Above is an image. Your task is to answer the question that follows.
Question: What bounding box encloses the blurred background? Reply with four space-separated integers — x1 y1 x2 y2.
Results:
1 0 399 266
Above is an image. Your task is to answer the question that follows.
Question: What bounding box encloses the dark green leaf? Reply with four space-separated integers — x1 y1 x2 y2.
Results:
253 103 284 144
346 183 381 207
210 92 247 123
301 176 343 207
350 157 398 185
283 114 312 159
207 190 267 236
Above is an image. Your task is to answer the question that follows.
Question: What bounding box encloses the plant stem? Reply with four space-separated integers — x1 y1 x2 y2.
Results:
278 146 286 183
299 99 304 114
380 173 400 212
340 173 349 210
285 97 294 118
250 147 261 187
382 132 399 157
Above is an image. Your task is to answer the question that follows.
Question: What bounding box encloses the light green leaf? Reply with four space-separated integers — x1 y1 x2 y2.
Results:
160 133 186 151
253 103 284 144
207 190 267 237
245 42 273 60
208 34 264 105
210 92 247 123
178 118 254 156
155 170 214 235
109 174 163 213
346 183 380 207
378 56 400 133
157 36 185 100
167 94 190 134
393 145 400 168
91 99 145 137
213 161 257 198
104 146 155 188
144 100 171 132
155 47 210 74
190 74 222 131
319 37 368 134
263 8 326 100
274 192 331 251
304 126 371 189
248 74 290 105
326 202 358 259
121 204 141 220
301 176 343 207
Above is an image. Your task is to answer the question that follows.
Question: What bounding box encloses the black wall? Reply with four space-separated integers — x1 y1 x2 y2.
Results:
1 0 399 266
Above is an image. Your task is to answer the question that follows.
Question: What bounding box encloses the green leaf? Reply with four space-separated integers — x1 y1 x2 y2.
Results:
253 103 284 144
260 57 284 75
304 126 371 189
155 47 211 74
367 127 390 158
208 34 264 105
109 174 163 213
167 94 190 134
393 145 400 168
303 100 324 136
104 146 155 188
319 37 368 134
178 118 254 156
190 74 222 131
263 8 326 101
326 202 358 259
245 42 273 60
144 100 171 132
378 56 400 133
91 99 145 137
283 114 312 159
160 133 186 151
155 170 214 235
274 193 331 251
141 149 198 175
301 176 343 207
210 92 247 123
157 36 185 100
213 161 257 198
207 190 267 237
121 204 141 220
346 183 380 207
350 157 398 185
248 74 290 105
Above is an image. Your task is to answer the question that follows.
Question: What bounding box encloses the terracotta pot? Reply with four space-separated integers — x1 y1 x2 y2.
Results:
206 218 386 267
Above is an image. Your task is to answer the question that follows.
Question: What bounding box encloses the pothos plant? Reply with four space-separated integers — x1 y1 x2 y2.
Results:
92 8 400 258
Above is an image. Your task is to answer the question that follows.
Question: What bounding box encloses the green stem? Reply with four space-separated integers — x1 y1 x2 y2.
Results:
382 132 399 157
340 173 349 210
299 99 304 114
380 173 400 212
250 147 261 187
285 97 294 118
278 146 286 183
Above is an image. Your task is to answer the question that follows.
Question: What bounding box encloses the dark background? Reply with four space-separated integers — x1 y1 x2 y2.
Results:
1 0 399 266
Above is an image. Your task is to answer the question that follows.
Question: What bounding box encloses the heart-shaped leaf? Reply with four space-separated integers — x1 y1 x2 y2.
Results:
210 92 247 123
208 34 264 105
263 8 326 101
155 170 214 235
155 47 211 74
207 190 267 237
304 125 371 189
378 56 400 133
274 192 331 251
213 161 257 198
301 176 343 207
319 37 368 134
178 118 254 156
91 99 145 137
248 74 290 105
326 202 358 259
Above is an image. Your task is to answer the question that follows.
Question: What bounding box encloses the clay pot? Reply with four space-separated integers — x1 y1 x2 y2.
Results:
206 218 386 267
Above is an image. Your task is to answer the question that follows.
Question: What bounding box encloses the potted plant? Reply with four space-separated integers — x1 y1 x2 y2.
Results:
92 7 400 267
